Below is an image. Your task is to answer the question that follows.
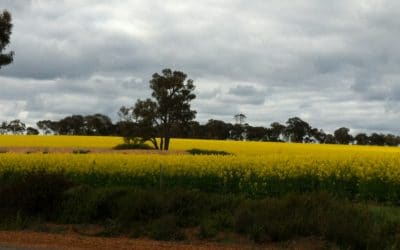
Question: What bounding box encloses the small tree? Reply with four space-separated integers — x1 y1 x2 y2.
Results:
334 127 353 144
7 119 26 134
284 117 311 143
0 121 8 134
0 10 14 68
354 133 369 145
122 69 196 150
26 127 39 135
369 133 385 146
267 122 286 142
234 113 246 125
37 120 57 135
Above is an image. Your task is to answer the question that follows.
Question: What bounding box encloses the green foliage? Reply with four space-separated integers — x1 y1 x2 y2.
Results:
1 177 400 248
0 171 73 219
0 10 14 68
116 190 166 225
121 69 197 150
233 193 388 248
186 148 232 156
60 186 127 223
113 143 153 150
167 189 208 227
147 215 185 241
199 218 219 239
284 117 311 142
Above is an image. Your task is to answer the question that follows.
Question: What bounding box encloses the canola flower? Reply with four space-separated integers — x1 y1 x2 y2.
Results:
0 135 122 148
1 135 400 201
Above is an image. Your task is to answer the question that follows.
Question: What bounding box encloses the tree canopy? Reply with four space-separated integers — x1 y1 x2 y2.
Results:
0 10 14 68
121 69 197 150
284 117 311 143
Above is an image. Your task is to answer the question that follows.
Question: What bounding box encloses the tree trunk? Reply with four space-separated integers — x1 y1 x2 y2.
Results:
165 137 170 150
160 137 164 150
150 138 159 150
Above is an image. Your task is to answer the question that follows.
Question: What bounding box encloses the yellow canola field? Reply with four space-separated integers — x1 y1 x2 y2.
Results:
1 135 400 156
1 135 400 200
0 152 400 182
0 135 122 148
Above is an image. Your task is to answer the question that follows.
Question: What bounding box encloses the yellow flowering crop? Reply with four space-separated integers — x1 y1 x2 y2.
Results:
1 135 400 201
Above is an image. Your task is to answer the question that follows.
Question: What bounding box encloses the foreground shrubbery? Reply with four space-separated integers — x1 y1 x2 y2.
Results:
1 172 400 249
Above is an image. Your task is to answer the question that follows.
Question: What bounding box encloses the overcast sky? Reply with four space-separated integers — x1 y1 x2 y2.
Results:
1 0 400 134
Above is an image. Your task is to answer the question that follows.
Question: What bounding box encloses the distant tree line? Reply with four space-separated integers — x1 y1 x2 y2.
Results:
1 115 398 146
0 120 38 135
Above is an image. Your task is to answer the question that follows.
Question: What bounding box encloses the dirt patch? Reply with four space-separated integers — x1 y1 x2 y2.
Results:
0 230 334 250
0 147 187 155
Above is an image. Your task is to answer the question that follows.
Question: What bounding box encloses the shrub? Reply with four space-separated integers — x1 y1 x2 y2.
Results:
167 189 208 227
72 148 90 154
116 190 166 226
148 215 185 241
0 171 73 219
186 148 232 156
233 192 392 248
113 143 153 150
199 218 218 239
60 186 127 224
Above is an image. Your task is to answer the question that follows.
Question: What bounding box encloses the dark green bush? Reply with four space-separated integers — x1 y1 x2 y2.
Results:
199 218 218 239
116 190 166 226
167 189 208 226
0 171 73 219
233 192 391 248
60 186 127 223
113 143 153 150
72 148 90 154
186 148 232 156
148 215 185 241
1 178 400 249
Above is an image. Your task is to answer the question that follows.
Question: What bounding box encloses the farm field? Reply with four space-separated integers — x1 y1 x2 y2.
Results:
2 136 400 248
1 134 400 155
1 135 400 201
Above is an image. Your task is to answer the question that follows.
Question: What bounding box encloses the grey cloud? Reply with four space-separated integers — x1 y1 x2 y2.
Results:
1 1 400 134
228 85 260 96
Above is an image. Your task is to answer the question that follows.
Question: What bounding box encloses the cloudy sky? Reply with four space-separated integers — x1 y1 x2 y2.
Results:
1 0 400 134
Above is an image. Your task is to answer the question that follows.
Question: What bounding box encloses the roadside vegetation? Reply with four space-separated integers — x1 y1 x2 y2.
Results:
1 171 400 249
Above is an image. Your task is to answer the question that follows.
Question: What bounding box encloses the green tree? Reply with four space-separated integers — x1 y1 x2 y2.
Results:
7 119 26 134
204 119 232 139
0 10 14 68
267 122 286 142
26 127 39 135
234 113 246 125
384 134 399 146
84 114 114 135
354 133 369 145
284 117 311 143
334 127 353 144
369 133 385 146
124 69 196 150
